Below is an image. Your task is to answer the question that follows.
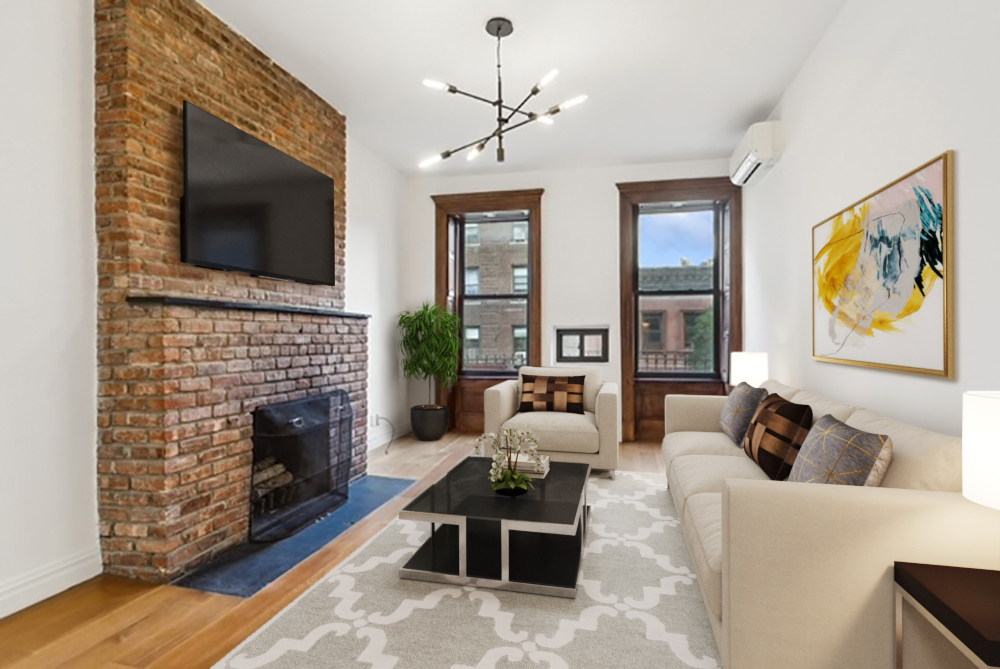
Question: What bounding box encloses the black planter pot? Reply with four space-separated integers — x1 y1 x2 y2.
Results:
411 405 449 441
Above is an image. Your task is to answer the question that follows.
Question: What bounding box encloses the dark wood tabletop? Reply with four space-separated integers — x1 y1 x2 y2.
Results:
894 562 1000 667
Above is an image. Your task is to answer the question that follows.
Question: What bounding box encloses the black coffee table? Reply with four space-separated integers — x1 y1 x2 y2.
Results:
399 457 591 598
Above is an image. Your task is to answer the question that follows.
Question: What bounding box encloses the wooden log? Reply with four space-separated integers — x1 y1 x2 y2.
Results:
252 471 294 500
252 456 276 473
252 463 287 486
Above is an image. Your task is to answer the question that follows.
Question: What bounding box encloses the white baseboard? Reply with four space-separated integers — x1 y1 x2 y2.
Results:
0 548 103 619
367 419 410 452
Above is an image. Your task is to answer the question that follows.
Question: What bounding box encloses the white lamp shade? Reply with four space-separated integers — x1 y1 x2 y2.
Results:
963 391 1000 511
729 352 769 388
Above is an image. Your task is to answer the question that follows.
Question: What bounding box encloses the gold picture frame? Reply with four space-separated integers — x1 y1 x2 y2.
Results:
811 151 954 377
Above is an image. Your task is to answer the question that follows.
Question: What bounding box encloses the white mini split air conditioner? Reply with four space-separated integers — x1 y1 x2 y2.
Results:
729 121 782 186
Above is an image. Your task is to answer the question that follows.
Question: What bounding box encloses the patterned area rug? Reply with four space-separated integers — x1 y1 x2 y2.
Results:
214 471 720 669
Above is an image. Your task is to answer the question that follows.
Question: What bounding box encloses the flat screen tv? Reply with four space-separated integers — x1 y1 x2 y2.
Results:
182 101 336 286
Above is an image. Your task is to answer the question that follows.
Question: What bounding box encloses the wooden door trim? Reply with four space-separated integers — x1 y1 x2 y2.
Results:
433 189 543 430
617 177 742 442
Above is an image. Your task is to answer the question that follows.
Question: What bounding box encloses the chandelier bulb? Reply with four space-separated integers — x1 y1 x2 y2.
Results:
423 79 450 92
538 69 559 89
467 143 486 161
418 151 451 169
560 95 588 111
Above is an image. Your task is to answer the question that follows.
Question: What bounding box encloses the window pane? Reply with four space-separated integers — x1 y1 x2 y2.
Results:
465 267 480 295
461 298 528 372
512 266 528 293
638 295 715 374
638 205 715 292
561 334 581 358
583 334 603 357
512 222 527 243
461 215 529 297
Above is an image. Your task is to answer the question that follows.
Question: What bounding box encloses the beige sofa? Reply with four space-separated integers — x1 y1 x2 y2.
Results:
665 380 1000 669
484 366 618 475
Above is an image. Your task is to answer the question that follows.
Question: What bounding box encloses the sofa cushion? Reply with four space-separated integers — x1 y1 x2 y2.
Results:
518 374 586 414
789 390 861 427
661 431 745 475
790 415 894 486
719 382 769 445
501 410 599 454
845 409 961 492
759 379 800 401
518 366 601 413
683 492 723 619
668 454 770 517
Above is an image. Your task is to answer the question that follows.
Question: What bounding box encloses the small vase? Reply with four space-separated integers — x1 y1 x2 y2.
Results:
494 486 528 498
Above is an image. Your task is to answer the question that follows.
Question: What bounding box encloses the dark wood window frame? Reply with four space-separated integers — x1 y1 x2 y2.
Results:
433 189 543 432
618 178 743 442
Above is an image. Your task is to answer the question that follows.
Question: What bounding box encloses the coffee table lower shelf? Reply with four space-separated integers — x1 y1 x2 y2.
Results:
399 507 590 599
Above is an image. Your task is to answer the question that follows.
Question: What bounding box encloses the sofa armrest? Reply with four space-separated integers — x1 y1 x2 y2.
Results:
595 383 619 468
721 479 1000 669
484 379 519 435
663 394 727 435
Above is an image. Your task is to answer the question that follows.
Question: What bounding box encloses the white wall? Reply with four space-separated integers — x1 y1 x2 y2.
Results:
346 134 410 448
0 3 100 617
744 0 1000 436
401 158 729 408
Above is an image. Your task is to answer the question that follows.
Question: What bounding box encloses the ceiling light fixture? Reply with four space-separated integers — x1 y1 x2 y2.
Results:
419 17 587 168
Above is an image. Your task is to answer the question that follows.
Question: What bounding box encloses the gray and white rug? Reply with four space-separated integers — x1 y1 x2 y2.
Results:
214 471 720 669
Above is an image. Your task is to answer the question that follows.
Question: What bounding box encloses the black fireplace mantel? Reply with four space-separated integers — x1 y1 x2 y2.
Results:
126 294 370 319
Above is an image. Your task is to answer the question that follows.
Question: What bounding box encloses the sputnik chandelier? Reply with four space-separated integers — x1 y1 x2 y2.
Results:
419 17 587 168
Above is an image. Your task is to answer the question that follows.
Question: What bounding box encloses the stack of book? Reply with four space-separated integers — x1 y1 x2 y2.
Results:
502 454 550 479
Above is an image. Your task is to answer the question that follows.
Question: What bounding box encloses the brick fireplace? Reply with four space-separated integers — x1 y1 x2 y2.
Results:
94 0 367 581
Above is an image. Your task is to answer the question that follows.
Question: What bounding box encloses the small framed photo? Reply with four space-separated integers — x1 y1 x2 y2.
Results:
556 327 609 363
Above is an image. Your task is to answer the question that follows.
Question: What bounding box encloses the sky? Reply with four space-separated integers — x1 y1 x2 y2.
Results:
638 210 715 267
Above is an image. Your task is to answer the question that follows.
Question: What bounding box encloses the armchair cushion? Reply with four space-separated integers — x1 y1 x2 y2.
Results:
518 366 602 413
501 410 600 454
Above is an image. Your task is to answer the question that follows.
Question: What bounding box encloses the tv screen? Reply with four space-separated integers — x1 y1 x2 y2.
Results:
182 101 336 286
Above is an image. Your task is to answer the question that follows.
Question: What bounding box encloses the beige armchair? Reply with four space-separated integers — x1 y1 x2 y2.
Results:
484 366 619 476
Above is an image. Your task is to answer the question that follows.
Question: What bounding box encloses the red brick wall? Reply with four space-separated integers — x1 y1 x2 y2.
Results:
94 0 367 581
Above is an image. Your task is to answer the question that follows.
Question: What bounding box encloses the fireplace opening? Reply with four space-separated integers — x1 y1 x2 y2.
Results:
250 392 353 542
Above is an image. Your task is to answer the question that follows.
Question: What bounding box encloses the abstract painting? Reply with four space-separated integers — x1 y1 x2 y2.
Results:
812 152 953 377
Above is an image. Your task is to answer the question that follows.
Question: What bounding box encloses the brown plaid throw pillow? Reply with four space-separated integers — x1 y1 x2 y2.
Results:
743 394 813 480
519 375 586 414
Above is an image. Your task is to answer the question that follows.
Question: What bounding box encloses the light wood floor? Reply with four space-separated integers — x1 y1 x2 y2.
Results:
0 434 664 668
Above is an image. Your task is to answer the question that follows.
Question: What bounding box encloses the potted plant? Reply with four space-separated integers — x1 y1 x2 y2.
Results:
474 429 542 496
396 301 462 441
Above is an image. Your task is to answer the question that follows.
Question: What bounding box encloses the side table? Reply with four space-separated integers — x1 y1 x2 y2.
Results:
894 562 999 668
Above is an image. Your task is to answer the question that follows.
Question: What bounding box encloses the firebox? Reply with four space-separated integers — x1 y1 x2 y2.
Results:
250 392 353 542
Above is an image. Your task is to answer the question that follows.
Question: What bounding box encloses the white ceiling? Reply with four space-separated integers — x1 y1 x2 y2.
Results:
198 0 845 176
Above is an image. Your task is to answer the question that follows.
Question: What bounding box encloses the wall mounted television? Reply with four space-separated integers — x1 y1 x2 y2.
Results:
182 101 336 286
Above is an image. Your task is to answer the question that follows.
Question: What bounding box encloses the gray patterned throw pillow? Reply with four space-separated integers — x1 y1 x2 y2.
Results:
719 382 769 445
789 415 893 486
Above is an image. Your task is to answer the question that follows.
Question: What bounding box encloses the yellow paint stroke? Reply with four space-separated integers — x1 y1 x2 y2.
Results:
814 205 866 315
815 204 939 339
897 266 939 320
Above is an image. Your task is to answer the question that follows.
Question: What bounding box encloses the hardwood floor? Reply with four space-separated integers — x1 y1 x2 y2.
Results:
0 434 664 668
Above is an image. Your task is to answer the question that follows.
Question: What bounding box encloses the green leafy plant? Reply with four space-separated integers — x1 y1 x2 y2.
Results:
396 301 462 406
475 429 542 491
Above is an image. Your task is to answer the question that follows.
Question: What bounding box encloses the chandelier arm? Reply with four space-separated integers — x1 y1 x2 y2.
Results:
440 130 499 157
450 87 499 108
503 89 539 125
448 85 539 120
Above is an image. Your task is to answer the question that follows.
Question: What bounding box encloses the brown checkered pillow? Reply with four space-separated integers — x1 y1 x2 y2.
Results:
519 375 586 414
743 394 813 480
